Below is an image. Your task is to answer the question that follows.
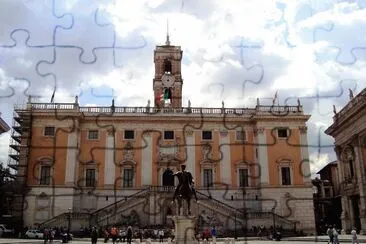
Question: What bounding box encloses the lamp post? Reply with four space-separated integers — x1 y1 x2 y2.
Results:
68 208 72 235
312 186 319 235
234 213 237 239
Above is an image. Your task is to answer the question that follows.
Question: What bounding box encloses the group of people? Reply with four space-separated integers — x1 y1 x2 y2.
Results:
327 226 359 244
100 226 133 244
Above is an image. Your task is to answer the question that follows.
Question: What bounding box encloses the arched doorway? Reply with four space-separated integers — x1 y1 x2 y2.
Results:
162 168 174 186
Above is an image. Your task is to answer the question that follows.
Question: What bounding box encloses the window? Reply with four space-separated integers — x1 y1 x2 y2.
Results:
164 131 174 140
236 131 246 141
278 128 288 138
202 131 212 140
40 166 51 185
123 169 133 188
239 169 249 187
124 130 135 140
88 130 99 140
281 167 291 185
164 59 172 73
203 169 213 187
44 126 55 137
85 169 96 187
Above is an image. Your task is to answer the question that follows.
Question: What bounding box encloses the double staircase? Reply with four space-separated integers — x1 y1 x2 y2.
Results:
39 186 296 235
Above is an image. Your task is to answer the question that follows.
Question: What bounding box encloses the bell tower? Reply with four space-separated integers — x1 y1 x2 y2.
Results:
153 31 183 108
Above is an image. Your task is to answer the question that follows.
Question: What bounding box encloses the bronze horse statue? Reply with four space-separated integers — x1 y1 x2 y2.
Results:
171 165 197 216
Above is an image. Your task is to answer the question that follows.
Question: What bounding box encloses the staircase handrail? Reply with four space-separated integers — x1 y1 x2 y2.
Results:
91 187 150 216
39 212 91 227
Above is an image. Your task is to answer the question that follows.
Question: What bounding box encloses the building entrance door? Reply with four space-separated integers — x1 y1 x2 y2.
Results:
351 195 361 232
162 168 174 186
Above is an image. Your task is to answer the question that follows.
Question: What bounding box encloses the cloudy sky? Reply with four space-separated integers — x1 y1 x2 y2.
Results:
0 0 365 176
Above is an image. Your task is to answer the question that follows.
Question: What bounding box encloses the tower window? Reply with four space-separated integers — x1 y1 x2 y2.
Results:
164 59 172 73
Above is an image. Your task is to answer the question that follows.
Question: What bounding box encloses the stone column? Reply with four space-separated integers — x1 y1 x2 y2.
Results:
354 136 366 234
341 196 351 232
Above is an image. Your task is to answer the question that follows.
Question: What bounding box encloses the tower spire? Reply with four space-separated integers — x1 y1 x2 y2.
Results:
166 19 170 46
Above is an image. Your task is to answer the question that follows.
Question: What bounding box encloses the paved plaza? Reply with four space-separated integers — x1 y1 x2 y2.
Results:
1 236 366 243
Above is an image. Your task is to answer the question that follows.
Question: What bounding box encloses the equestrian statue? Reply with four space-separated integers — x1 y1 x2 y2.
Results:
171 164 198 216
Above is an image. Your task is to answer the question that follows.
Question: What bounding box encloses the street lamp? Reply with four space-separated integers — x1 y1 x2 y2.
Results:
312 186 319 235
68 208 72 234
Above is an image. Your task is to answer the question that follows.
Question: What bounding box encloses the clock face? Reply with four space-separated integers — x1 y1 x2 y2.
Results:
162 74 175 87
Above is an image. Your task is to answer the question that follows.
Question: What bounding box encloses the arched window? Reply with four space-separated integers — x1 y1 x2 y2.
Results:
162 168 174 186
164 59 172 73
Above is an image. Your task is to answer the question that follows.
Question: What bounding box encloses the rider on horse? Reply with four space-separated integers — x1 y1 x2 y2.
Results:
172 164 198 202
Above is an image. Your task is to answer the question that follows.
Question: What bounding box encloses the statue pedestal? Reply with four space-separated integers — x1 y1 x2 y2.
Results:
172 216 197 244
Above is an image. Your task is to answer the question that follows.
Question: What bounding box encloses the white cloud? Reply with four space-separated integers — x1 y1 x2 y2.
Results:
0 0 364 175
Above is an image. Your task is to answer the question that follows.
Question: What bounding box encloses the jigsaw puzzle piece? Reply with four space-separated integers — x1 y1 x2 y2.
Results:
312 0 366 64
0 0 72 46
54 0 147 65
0 30 58 99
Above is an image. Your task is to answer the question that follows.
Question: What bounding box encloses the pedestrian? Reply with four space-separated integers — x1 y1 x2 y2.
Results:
127 226 133 244
91 227 98 244
43 228 49 244
327 226 334 244
111 226 118 244
104 228 109 243
211 226 216 238
159 229 164 243
333 227 339 244
351 227 359 244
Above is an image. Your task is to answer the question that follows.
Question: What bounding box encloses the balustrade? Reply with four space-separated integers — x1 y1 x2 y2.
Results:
17 103 304 117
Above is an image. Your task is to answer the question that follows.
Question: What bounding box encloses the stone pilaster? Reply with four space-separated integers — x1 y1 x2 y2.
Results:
104 129 115 188
254 127 269 185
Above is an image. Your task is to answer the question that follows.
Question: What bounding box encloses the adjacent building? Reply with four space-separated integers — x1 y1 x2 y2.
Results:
0 113 10 134
312 161 342 234
8 37 316 234
325 88 366 234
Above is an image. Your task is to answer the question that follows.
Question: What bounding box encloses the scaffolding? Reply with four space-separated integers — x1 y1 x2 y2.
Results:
6 105 33 230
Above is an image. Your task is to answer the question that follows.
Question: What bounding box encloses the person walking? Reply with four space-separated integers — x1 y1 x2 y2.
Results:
158 229 164 243
126 226 132 244
351 227 359 244
327 226 334 244
333 227 339 244
91 227 98 244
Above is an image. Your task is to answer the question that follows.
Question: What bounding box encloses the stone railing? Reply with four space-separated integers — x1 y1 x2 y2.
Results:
334 89 366 123
14 103 304 117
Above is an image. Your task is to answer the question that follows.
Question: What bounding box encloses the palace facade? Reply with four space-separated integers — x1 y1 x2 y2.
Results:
325 88 366 234
8 38 315 234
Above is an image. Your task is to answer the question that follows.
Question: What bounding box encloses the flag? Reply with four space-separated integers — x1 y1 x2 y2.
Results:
160 88 172 104
272 91 278 105
50 89 55 103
